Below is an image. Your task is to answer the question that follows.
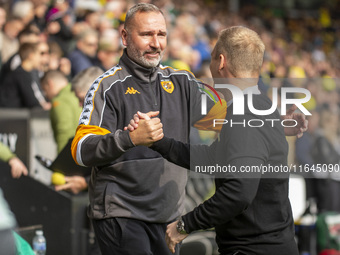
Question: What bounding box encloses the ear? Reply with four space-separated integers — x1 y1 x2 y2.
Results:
121 29 128 47
46 79 53 89
218 54 226 73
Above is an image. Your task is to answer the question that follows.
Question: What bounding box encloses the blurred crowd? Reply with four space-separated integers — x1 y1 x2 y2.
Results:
0 0 340 211
0 0 339 105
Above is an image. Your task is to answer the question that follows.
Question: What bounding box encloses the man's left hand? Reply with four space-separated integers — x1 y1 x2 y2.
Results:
282 105 308 138
165 220 188 254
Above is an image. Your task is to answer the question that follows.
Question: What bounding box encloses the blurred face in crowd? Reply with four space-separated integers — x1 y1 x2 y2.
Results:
74 89 87 107
19 33 40 44
97 49 119 70
79 34 98 58
0 7 6 29
122 11 167 68
38 42 50 72
4 19 24 39
85 11 100 29
41 79 54 101
31 48 43 70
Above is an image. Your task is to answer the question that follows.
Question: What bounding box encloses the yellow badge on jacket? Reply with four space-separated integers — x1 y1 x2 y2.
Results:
161 81 174 94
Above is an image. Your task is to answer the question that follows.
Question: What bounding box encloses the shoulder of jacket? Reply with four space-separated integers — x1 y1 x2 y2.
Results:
158 64 197 81
97 65 131 85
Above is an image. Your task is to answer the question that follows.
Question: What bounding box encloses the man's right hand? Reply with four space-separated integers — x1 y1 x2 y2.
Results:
8 157 28 179
55 176 88 194
128 111 164 146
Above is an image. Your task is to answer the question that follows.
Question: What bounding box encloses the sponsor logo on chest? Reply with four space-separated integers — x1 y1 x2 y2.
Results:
125 87 140 94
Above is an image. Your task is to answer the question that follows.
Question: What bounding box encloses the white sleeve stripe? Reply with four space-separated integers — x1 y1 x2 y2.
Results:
80 66 122 126
76 133 95 166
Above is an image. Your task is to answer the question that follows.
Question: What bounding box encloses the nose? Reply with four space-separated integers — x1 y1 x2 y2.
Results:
150 34 160 49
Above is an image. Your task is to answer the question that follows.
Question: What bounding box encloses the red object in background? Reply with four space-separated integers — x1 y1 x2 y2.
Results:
320 250 340 255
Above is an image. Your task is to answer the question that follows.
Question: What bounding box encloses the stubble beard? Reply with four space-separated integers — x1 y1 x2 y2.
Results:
127 39 163 68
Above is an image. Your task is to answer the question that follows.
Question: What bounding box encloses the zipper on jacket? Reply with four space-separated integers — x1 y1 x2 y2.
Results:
103 184 108 217
149 70 158 106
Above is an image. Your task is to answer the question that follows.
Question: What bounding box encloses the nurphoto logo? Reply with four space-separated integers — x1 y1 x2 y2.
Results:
200 83 312 128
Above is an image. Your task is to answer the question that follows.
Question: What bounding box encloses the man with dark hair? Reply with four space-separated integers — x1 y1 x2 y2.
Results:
71 3 226 255
0 42 50 109
0 24 40 83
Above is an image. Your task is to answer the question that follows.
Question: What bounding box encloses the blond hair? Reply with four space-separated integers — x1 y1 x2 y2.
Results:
214 26 265 77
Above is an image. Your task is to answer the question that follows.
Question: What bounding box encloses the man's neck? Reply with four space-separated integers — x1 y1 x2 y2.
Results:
52 84 68 99
217 77 259 102
21 61 34 72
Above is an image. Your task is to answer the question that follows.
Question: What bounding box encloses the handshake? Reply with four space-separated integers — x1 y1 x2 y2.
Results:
124 104 309 148
124 111 164 147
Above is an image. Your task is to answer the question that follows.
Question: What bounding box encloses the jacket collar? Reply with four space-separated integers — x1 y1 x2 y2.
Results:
119 49 159 83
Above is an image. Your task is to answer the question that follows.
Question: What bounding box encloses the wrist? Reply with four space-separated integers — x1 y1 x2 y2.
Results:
7 156 17 165
176 217 187 235
116 130 135 150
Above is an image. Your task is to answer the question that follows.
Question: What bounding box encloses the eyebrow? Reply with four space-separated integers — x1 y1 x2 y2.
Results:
140 30 167 35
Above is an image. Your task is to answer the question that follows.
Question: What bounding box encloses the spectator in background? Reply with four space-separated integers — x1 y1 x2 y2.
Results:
0 142 28 179
3 23 41 76
0 6 5 33
80 8 101 31
48 40 71 78
45 0 73 55
31 0 49 32
2 40 50 80
37 41 50 76
0 6 6 68
0 24 41 83
163 38 194 71
40 67 102 254
97 39 120 72
1 17 24 64
41 70 81 153
0 42 50 110
71 66 103 107
41 67 103 195
67 29 99 77
11 0 34 26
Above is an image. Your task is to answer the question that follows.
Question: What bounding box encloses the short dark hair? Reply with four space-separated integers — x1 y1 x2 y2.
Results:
18 24 40 40
124 3 163 31
19 42 39 61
